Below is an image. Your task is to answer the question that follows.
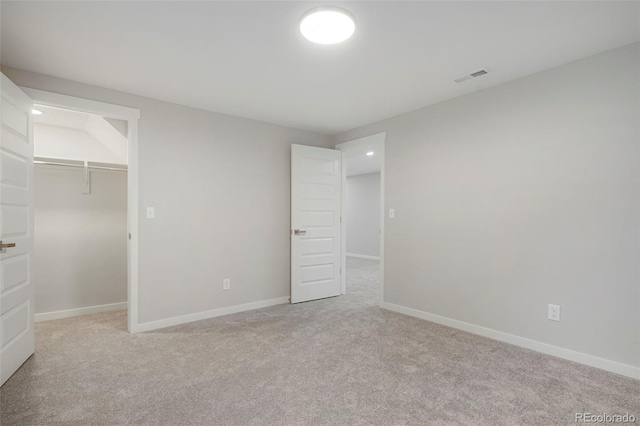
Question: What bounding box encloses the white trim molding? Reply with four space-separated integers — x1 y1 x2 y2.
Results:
381 301 640 380
21 88 140 121
21 87 141 335
346 253 380 261
133 297 290 333
35 302 127 322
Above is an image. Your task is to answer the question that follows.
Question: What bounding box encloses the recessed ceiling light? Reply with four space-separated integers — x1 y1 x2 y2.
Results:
32 109 43 115
300 6 355 45
366 151 374 156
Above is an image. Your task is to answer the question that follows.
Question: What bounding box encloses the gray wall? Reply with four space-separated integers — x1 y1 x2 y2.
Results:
346 172 380 257
333 43 640 368
2 66 332 324
34 167 127 313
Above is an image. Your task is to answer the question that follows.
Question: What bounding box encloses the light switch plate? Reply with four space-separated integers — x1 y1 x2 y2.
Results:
389 208 395 219
146 207 155 219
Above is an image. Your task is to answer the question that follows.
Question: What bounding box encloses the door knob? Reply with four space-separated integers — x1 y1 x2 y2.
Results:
293 229 306 236
0 241 16 249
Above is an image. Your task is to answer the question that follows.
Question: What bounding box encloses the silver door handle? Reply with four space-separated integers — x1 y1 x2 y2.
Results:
0 240 16 249
293 229 306 236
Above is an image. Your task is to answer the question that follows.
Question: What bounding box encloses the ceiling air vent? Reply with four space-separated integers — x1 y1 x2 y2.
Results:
454 68 489 83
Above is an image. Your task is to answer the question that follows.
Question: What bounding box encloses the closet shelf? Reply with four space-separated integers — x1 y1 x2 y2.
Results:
34 157 127 172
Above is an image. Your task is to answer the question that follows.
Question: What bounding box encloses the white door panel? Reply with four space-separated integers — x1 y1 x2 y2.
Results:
1 98 29 137
1 256 29 293
291 144 341 303
0 73 34 386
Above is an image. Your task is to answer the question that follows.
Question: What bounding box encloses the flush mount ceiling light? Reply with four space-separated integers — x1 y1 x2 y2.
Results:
366 151 374 156
32 109 43 115
299 6 355 45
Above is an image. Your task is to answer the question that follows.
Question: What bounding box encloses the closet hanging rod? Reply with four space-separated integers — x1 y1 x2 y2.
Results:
33 160 128 172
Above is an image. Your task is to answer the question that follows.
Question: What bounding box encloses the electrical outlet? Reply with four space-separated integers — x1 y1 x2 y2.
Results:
223 279 231 291
548 304 560 321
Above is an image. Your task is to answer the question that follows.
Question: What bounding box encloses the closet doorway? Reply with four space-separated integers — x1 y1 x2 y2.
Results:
336 133 385 305
22 88 140 333
33 105 129 325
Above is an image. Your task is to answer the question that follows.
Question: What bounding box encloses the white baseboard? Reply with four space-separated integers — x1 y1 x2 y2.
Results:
347 253 380 261
133 296 290 333
381 301 640 380
35 302 127 322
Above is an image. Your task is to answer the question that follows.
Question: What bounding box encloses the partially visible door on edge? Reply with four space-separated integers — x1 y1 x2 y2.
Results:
0 73 35 386
291 144 341 303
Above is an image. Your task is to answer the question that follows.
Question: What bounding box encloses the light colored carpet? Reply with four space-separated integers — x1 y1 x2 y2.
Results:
1 257 638 425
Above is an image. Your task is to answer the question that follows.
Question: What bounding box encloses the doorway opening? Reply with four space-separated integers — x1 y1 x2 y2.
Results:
336 132 386 306
32 104 129 327
22 88 140 333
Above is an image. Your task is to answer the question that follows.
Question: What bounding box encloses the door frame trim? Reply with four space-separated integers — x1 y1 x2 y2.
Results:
335 132 386 305
21 87 141 333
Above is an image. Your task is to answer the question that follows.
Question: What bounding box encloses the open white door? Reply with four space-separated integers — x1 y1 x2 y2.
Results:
291 144 342 303
0 73 35 386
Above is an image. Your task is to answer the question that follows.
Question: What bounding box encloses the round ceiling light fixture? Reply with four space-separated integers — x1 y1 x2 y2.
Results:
299 6 355 45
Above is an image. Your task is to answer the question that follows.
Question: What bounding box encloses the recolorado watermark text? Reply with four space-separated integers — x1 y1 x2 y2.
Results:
575 413 636 423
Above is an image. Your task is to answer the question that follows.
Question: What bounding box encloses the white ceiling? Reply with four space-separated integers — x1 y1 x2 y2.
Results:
346 148 381 177
2 2 639 135
34 105 89 130
34 105 128 163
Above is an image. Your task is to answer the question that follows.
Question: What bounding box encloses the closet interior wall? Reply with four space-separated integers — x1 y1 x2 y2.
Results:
33 107 128 320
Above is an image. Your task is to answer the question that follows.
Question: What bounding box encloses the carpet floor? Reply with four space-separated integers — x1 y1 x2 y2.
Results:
1 257 638 425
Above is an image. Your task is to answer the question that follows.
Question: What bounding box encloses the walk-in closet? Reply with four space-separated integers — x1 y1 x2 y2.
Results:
33 105 128 321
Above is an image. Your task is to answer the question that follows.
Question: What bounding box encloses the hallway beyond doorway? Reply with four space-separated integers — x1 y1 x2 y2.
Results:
345 256 380 306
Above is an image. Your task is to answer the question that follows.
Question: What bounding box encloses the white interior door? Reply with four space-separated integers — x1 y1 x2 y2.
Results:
1 73 35 386
291 144 341 303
